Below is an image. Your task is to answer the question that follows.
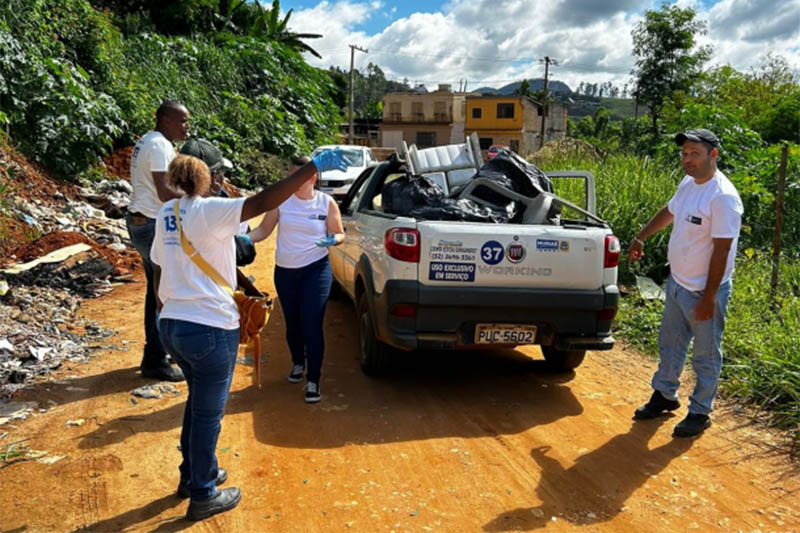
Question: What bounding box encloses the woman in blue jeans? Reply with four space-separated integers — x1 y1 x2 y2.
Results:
249 156 345 403
151 152 346 521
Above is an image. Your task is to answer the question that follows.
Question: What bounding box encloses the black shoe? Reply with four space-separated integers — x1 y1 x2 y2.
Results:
141 361 184 382
673 413 711 438
177 468 228 499
186 487 241 521
633 390 680 420
287 364 304 383
305 381 321 403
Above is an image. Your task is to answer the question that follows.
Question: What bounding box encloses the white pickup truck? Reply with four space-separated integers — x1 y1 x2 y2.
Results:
329 137 620 375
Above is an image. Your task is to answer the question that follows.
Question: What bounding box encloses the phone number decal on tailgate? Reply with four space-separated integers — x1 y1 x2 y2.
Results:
429 262 476 282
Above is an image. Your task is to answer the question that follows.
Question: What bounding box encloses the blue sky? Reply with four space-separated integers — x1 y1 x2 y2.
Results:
280 0 800 91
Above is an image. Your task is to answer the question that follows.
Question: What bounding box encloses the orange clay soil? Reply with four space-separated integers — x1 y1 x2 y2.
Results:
1 235 798 532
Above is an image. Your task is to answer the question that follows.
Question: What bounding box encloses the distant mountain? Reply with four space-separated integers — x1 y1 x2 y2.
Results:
470 79 572 96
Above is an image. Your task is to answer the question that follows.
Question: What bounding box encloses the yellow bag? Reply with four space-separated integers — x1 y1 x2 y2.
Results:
174 201 272 387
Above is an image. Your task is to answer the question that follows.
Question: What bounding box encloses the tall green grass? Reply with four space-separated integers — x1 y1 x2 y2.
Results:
537 149 800 451
537 151 682 280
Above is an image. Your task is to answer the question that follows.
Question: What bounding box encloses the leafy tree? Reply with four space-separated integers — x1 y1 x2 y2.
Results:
514 79 532 97
630 2 712 135
247 0 321 58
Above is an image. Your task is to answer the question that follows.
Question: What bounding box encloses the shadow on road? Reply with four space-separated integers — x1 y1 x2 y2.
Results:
483 417 695 530
79 298 584 450
79 494 186 532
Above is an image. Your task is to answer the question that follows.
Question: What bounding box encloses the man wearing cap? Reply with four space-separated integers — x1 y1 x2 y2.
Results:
127 100 190 382
180 138 257 268
628 128 743 438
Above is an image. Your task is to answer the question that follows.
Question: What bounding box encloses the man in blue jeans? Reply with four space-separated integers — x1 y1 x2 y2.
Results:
126 100 190 382
627 128 743 438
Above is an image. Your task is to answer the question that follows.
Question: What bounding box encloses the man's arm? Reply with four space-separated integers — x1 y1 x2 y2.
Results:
627 206 674 264
153 171 183 203
693 237 733 321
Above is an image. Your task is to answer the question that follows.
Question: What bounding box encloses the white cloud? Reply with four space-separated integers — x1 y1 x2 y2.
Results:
289 0 800 91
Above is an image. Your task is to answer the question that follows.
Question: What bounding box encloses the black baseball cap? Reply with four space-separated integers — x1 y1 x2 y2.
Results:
180 138 233 172
675 129 719 149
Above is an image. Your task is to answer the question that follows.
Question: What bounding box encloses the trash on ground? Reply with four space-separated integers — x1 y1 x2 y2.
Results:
635 275 666 301
131 383 181 399
0 401 38 425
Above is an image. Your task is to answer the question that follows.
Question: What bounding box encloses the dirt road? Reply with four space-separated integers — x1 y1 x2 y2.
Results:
2 235 799 532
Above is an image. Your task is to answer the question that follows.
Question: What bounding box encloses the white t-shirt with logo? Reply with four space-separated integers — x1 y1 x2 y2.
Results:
667 170 743 291
275 192 333 269
129 131 175 218
151 196 246 330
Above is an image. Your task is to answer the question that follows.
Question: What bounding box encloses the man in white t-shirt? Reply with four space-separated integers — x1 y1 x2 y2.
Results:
628 128 743 438
126 100 190 382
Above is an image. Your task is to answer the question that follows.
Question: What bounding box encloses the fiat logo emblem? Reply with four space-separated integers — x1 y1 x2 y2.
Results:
507 243 525 263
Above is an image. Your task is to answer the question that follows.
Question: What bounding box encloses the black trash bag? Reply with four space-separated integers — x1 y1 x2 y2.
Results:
381 172 446 216
234 234 256 266
382 172 513 223
410 198 511 223
448 150 553 223
477 150 553 195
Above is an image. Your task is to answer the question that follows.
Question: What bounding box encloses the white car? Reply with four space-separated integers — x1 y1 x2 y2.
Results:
311 145 377 198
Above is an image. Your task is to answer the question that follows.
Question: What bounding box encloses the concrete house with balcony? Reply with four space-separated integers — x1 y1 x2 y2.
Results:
379 84 468 151
464 95 567 155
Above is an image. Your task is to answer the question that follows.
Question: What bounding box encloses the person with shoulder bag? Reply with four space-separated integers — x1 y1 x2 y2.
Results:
150 150 346 521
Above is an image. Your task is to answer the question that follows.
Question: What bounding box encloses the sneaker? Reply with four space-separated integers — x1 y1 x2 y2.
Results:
673 413 711 438
186 487 241 521
176 468 228 499
287 364 305 383
633 390 680 420
141 361 185 382
305 381 321 403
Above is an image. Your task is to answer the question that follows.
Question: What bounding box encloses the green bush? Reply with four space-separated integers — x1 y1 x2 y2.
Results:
0 30 124 179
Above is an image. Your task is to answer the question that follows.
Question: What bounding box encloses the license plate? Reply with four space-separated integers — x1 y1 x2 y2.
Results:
474 324 537 344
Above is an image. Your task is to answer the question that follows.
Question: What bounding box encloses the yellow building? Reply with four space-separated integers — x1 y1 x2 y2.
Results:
465 95 567 156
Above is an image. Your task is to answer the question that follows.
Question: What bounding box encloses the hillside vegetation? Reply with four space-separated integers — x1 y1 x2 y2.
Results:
0 0 341 187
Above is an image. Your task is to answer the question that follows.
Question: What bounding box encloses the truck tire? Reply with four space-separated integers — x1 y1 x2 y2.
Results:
541 346 586 371
358 296 392 375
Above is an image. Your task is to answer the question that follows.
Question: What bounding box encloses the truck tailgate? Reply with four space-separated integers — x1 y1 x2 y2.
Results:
418 221 607 290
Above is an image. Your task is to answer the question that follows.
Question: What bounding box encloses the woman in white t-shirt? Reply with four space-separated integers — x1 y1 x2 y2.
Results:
249 156 345 404
150 151 346 521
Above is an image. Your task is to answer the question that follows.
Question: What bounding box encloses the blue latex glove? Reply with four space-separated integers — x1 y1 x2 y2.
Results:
315 235 337 247
312 149 348 173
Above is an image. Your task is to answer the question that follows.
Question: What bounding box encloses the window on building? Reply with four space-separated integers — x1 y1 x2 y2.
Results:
479 137 493 150
389 102 401 121
472 107 482 119
434 101 447 121
412 102 424 121
497 103 515 119
416 132 436 148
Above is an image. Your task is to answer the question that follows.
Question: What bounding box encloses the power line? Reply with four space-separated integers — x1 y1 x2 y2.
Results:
313 46 633 72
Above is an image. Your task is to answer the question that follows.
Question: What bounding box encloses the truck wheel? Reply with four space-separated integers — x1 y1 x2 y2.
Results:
358 296 392 375
541 346 586 371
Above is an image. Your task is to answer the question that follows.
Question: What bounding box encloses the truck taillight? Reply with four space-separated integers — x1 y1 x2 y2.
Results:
385 228 420 263
604 235 620 268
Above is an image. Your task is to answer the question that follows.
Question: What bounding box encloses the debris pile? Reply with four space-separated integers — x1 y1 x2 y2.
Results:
0 283 114 399
0 144 137 402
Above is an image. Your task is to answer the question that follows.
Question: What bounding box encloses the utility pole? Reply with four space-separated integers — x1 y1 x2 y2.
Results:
348 44 368 144
538 56 558 149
